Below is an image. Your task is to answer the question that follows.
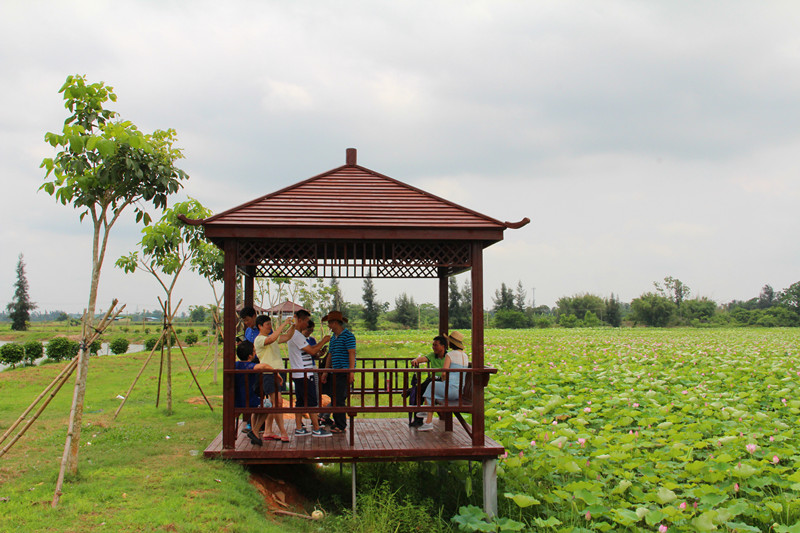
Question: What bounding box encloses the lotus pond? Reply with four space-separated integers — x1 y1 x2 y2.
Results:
361 327 800 531
484 327 800 532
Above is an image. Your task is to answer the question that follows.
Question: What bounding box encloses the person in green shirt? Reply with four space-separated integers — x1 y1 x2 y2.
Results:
406 335 448 427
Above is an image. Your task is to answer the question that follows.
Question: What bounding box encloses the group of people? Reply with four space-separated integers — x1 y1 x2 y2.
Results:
234 306 356 446
234 305 470 444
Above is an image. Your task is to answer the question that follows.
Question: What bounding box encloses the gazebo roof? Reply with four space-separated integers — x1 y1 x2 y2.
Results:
198 149 527 243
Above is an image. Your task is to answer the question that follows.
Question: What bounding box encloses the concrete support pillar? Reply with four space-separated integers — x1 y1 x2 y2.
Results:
483 458 497 518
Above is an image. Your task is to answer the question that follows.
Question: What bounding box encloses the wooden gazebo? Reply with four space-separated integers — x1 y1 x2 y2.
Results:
183 148 528 514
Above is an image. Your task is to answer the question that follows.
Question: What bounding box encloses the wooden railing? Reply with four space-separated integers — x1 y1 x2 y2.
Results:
226 357 496 443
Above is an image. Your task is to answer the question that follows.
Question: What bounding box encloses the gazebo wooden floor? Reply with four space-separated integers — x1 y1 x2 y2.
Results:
204 418 504 464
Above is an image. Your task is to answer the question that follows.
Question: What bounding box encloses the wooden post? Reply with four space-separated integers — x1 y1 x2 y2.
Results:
470 242 485 447
482 458 497 518
438 268 449 336
222 240 238 449
244 266 255 308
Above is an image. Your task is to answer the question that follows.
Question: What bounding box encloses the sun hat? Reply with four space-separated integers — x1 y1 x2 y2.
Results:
447 331 465 350
321 310 348 323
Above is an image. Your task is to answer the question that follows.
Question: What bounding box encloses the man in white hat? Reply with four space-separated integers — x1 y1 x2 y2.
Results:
320 310 356 434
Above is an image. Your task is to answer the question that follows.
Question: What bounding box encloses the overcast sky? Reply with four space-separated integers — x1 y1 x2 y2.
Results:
1 1 798 316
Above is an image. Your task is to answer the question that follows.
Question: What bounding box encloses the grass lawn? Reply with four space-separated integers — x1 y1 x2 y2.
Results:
0 344 302 532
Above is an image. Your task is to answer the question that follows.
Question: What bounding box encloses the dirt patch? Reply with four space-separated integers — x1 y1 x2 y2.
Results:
249 468 311 517
186 395 222 405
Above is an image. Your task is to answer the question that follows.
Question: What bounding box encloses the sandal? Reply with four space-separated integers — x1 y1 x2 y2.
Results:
262 433 280 441
280 435 290 442
330 427 345 434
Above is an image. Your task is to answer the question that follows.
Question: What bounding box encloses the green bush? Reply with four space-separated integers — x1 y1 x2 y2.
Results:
109 337 130 355
1 343 25 368
23 340 44 364
559 314 579 328
89 339 102 355
68 340 81 358
534 316 554 328
46 337 73 362
145 336 160 352
175 328 183 335
184 332 199 346
493 309 531 329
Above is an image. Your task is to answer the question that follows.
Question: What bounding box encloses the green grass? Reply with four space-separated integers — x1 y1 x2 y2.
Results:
0 345 289 532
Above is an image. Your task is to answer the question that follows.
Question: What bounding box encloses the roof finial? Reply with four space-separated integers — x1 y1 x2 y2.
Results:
346 147 357 166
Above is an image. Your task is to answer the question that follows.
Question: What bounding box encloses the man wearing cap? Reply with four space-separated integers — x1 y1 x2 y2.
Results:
320 311 356 433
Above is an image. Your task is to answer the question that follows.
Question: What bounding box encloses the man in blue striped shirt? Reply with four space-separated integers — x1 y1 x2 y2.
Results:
320 311 356 433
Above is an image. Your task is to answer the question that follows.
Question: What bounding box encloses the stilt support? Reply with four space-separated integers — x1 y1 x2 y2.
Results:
351 461 357 514
482 458 497 518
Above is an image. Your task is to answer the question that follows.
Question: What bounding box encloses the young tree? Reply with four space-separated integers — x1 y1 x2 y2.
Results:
362 276 380 330
6 254 36 331
41 74 188 478
757 284 776 309
116 199 212 413
393 293 418 328
514 281 526 312
654 276 691 310
330 276 345 311
604 293 622 327
492 282 515 312
779 281 800 315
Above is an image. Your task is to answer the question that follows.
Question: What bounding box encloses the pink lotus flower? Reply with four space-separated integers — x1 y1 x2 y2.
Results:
659 525 668 532
773 455 780 464
584 407 591 413
679 502 686 510
585 511 591 520
746 443 757 454
578 438 586 446
531 440 536 447
519 451 524 458
734 483 739 492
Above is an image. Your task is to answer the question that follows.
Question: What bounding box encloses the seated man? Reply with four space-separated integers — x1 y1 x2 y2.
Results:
405 335 448 427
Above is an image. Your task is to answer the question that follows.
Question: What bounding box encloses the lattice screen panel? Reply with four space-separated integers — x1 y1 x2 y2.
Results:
237 240 471 278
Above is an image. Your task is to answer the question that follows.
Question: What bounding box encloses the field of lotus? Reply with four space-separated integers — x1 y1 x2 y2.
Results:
479 327 800 532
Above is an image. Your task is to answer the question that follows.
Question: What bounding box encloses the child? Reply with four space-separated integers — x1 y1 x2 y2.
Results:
235 341 271 446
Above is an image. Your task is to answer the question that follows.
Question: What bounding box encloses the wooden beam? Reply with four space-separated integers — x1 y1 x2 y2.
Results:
470 242 485 447
223 239 238 449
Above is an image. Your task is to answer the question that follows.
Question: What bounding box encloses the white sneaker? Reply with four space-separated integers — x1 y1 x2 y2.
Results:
416 412 427 418
417 423 434 431
312 428 332 438
294 427 311 437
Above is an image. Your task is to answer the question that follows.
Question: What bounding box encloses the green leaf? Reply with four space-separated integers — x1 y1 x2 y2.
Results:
532 516 562 528
691 511 718 531
504 492 540 508
765 501 783 514
656 487 677 504
494 517 526 532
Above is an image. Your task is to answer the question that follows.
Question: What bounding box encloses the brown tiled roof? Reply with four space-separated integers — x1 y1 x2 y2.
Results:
203 151 508 231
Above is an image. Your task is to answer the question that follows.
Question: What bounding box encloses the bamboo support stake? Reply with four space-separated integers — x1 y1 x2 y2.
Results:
113 326 169 419
115 302 179 418
173 331 213 411
54 301 124 507
0 357 78 447
1 360 77 459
